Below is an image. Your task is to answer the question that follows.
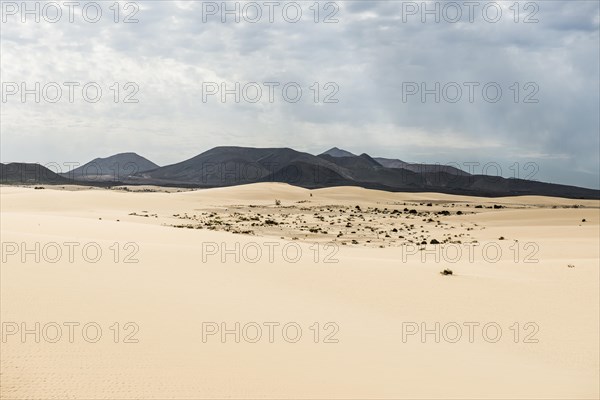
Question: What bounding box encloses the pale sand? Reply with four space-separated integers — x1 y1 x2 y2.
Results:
0 183 598 399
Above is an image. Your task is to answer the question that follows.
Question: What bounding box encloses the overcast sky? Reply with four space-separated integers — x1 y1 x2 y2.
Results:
1 0 599 188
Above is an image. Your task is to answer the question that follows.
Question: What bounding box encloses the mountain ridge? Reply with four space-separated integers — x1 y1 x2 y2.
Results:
320 147 357 158
64 152 159 181
3 147 599 199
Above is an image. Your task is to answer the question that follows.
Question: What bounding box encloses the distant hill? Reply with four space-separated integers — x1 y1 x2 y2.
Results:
1 163 70 185
322 150 470 177
320 147 356 158
372 157 411 169
375 157 470 177
65 152 158 182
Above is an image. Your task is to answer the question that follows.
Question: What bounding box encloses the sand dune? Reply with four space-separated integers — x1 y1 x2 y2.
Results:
1 184 598 399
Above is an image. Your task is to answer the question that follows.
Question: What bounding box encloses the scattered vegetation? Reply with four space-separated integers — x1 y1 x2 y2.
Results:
160 201 495 248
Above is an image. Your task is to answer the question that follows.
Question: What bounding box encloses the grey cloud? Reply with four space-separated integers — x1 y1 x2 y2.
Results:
1 0 598 188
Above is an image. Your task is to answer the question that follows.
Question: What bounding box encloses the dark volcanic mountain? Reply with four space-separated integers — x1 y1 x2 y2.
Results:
320 147 356 158
65 152 158 182
322 150 470 176
132 146 355 188
129 146 599 198
316 153 422 188
5 147 597 198
1 163 70 185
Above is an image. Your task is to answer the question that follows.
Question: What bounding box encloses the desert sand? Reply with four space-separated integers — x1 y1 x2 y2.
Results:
1 183 598 399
